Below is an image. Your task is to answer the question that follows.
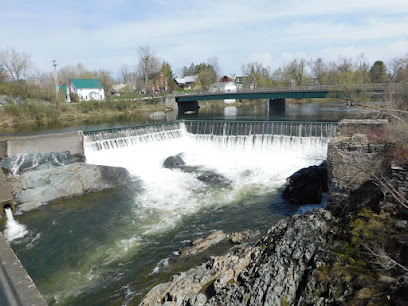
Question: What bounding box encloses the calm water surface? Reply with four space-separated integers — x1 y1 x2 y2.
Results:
0 101 371 137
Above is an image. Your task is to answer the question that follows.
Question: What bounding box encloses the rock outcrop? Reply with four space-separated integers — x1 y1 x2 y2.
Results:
282 162 328 204
7 163 132 212
141 209 334 306
207 209 333 306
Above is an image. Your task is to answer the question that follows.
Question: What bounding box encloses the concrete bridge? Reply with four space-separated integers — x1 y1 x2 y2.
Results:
173 84 387 113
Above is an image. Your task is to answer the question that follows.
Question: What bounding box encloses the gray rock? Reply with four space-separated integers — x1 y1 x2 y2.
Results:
9 163 131 212
282 162 328 205
196 173 230 186
207 209 333 306
141 243 253 306
227 229 259 244
141 209 335 306
181 230 227 257
163 153 186 169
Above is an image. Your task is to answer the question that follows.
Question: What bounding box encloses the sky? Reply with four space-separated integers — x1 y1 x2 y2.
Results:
1 0 408 78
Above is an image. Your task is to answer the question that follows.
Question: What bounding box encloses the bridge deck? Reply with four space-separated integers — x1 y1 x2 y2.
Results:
175 85 386 103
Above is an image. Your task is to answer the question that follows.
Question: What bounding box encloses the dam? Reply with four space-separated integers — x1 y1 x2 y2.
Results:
2 120 337 305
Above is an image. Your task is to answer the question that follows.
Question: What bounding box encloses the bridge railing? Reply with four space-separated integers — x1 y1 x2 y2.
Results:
171 83 389 97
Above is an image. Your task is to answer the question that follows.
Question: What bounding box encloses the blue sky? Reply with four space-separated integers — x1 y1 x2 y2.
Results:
1 0 407 78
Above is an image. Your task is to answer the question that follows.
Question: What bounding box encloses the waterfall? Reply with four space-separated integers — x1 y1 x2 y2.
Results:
84 120 336 237
3 208 28 242
12 120 338 305
84 120 337 152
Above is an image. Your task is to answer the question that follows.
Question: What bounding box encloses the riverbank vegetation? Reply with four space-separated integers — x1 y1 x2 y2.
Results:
0 99 166 130
1 47 408 131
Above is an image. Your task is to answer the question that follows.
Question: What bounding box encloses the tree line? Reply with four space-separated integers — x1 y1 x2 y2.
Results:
1 46 408 103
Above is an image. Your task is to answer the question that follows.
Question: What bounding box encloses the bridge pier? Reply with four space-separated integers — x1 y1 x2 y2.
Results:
269 98 286 111
177 101 200 114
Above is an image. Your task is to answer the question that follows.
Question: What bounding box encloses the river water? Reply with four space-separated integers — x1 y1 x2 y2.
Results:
0 102 372 305
0 101 368 137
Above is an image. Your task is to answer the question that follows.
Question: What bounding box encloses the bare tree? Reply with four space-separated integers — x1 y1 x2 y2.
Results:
388 55 408 82
0 64 8 82
308 58 326 85
355 53 370 83
95 69 115 91
137 45 160 93
283 58 306 86
326 60 340 84
241 62 271 89
118 64 132 84
336 56 354 73
0 48 33 81
207 56 222 79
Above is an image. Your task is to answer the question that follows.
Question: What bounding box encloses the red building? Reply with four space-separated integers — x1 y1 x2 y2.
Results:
153 72 169 93
220 75 231 82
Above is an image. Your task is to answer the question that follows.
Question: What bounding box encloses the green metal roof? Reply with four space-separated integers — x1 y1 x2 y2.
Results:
59 85 66 92
70 79 104 89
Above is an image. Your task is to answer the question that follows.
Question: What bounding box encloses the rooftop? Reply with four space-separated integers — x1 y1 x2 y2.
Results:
70 79 104 89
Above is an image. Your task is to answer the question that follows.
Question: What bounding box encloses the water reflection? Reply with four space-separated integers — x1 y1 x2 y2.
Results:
224 106 238 119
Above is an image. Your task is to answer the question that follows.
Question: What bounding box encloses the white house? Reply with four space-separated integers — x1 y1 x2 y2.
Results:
209 81 237 93
174 75 199 90
67 79 105 102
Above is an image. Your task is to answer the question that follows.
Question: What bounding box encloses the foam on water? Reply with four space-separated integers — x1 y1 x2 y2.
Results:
3 208 29 242
42 121 333 303
84 122 332 238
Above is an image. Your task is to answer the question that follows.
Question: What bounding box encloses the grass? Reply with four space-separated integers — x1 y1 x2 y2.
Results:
0 99 167 131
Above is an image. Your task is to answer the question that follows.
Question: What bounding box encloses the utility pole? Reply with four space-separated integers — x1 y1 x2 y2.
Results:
130 65 137 91
52 60 59 102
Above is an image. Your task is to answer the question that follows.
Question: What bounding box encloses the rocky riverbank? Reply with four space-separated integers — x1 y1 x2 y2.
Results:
1 152 132 213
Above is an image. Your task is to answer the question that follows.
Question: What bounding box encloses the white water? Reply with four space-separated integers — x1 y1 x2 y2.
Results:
10 121 334 305
3 208 28 242
84 122 332 238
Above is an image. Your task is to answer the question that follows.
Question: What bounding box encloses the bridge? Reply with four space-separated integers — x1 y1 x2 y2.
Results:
174 84 387 113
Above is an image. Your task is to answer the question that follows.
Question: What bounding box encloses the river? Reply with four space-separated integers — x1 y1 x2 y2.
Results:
0 102 372 305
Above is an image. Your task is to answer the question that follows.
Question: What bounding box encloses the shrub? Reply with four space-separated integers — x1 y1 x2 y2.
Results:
70 93 79 102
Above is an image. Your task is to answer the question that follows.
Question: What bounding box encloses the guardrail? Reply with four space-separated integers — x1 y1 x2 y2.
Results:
172 83 389 97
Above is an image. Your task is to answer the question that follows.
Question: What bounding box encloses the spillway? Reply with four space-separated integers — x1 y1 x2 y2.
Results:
10 120 337 305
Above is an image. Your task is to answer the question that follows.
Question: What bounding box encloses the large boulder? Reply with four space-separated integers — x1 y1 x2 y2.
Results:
162 153 186 169
8 163 132 212
141 209 334 306
282 163 328 204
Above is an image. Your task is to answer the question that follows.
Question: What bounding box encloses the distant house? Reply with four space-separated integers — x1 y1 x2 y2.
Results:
67 79 105 102
153 72 169 93
174 75 199 90
210 81 237 93
220 75 232 82
235 76 245 90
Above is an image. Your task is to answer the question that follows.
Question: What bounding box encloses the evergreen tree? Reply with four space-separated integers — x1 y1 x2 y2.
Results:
369 61 389 83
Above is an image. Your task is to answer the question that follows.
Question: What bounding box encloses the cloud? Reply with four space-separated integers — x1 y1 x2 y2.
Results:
1 0 408 76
